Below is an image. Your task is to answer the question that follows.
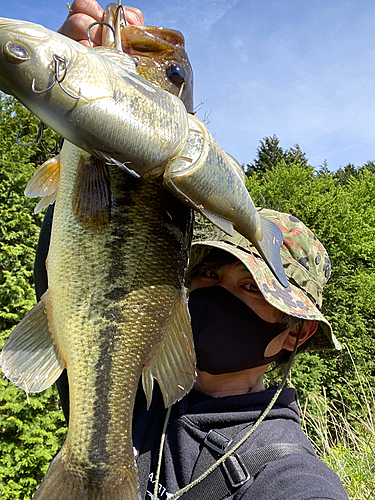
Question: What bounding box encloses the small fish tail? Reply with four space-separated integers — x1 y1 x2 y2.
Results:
32 450 140 500
254 217 289 288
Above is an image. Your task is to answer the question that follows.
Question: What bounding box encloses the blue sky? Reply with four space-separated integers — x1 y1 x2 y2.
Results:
3 0 375 171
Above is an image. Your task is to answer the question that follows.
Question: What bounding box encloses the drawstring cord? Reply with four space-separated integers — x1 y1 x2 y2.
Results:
153 406 172 500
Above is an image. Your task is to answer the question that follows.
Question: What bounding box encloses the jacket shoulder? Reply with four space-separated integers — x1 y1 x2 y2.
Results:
234 450 348 500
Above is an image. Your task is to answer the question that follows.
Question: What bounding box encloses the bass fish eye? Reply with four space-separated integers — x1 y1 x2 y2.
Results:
4 42 30 63
166 64 187 86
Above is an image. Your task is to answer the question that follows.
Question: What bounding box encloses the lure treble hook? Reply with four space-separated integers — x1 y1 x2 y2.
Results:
114 4 127 51
16 120 61 154
31 53 81 100
16 121 44 147
87 21 116 46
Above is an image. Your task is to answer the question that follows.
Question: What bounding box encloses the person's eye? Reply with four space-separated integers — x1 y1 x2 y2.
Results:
244 282 260 293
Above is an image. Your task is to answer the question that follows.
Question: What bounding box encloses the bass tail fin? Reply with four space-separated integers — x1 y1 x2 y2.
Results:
32 451 141 500
254 217 289 288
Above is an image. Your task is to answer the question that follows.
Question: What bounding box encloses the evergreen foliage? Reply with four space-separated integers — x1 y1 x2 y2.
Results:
246 143 375 429
0 95 66 500
335 160 375 185
245 134 309 176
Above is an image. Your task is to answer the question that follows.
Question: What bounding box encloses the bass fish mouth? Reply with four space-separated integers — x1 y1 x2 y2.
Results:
102 11 194 112
123 26 194 112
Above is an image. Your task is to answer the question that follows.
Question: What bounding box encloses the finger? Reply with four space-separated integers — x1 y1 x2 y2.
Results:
124 6 144 26
58 13 103 46
67 0 104 21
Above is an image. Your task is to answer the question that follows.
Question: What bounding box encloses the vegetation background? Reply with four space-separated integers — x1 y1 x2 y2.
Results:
1 95 374 498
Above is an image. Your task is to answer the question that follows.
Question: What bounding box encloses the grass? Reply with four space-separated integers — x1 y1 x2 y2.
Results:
299 345 375 500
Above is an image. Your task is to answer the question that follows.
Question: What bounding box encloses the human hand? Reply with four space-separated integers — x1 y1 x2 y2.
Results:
57 0 144 47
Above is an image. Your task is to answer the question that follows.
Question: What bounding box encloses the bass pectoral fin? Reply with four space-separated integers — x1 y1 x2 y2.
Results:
34 192 57 213
255 217 289 288
0 291 65 394
142 290 196 409
24 154 61 214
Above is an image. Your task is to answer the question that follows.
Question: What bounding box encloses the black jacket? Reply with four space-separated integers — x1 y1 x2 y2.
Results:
133 385 348 500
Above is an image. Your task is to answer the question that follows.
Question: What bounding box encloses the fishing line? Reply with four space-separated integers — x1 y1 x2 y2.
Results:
178 82 185 100
153 323 303 500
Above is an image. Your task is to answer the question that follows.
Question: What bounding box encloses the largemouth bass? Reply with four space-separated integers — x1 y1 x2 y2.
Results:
0 14 288 285
1 10 196 500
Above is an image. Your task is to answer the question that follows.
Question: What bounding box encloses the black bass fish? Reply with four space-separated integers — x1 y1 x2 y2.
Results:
0 10 196 500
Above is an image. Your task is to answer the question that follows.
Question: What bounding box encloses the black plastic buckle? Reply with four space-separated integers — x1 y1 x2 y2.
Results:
222 453 250 488
204 429 231 455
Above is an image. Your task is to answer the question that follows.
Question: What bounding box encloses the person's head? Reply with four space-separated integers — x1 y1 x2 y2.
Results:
187 209 341 386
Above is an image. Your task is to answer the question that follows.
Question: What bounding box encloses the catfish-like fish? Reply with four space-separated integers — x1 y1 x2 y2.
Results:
1 13 197 500
0 15 288 284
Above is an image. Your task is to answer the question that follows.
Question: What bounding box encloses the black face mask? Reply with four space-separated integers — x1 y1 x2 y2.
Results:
188 286 286 375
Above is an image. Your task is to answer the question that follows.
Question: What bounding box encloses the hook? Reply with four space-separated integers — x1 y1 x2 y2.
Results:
87 21 116 46
115 4 128 27
114 4 127 52
31 54 81 100
16 120 62 154
41 138 60 155
16 121 44 146
257 193 266 211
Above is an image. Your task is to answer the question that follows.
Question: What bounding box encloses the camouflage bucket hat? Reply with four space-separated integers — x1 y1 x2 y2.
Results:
189 209 341 351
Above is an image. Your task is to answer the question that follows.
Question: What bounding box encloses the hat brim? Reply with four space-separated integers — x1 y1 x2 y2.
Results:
190 240 341 351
